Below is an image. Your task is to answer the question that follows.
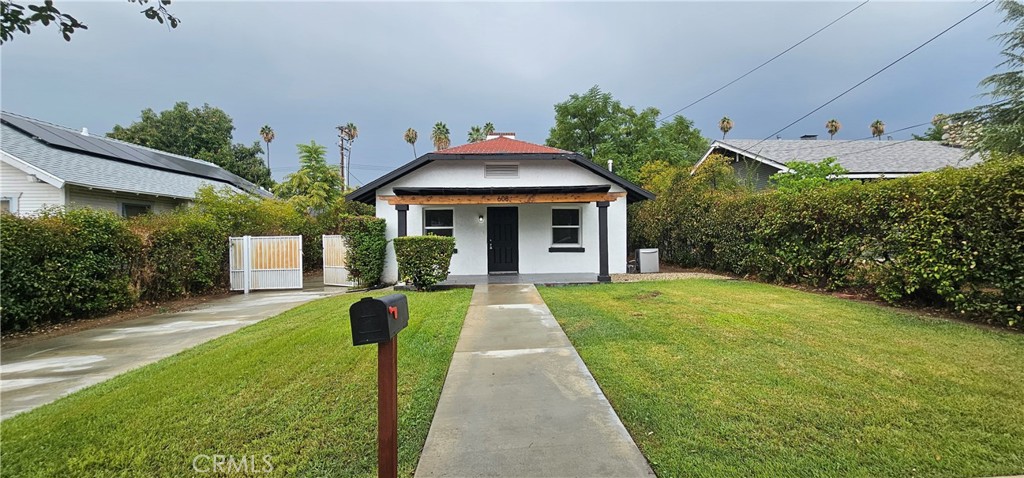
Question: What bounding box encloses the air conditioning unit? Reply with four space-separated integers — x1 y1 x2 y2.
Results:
635 249 659 273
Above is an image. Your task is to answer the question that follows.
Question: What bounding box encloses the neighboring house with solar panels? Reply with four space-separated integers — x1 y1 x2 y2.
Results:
695 138 980 190
0 112 270 216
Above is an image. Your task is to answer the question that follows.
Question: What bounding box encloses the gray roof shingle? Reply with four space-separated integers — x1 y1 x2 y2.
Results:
1 123 247 199
713 139 980 175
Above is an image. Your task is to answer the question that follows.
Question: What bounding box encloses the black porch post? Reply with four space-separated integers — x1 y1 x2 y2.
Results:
396 205 409 237
597 201 610 283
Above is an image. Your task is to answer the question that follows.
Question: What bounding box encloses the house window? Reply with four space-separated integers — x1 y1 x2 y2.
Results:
552 208 581 245
423 209 454 237
0 197 15 214
121 203 152 218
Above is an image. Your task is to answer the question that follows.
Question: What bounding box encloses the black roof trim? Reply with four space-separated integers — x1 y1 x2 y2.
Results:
393 185 611 196
347 151 655 204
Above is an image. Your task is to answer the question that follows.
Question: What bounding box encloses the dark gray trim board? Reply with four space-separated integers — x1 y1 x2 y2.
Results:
549 247 585 253
597 201 610 283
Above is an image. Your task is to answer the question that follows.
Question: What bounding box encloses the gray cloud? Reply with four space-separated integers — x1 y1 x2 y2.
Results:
1 1 1006 183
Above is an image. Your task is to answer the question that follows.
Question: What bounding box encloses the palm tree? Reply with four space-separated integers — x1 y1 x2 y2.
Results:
259 124 275 168
870 120 886 140
483 122 496 137
825 119 841 140
404 128 418 158
719 116 734 139
432 122 451 151
468 125 485 143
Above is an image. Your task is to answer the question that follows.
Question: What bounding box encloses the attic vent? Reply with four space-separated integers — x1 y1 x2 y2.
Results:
485 163 519 178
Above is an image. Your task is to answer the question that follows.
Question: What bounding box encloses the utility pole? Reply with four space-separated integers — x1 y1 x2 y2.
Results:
336 125 347 189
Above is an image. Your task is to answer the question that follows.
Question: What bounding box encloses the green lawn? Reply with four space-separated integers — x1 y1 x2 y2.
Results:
540 280 1024 478
1 289 472 477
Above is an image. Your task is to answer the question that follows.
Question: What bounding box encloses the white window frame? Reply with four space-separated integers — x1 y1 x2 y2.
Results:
551 206 582 247
423 208 454 237
1 196 18 214
120 201 153 218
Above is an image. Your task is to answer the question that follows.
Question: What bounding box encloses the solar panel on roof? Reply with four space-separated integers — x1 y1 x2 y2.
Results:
1 112 261 193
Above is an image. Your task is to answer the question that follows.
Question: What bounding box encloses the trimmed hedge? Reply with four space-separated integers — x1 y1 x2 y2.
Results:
1 208 141 330
630 155 1024 327
393 235 456 290
339 215 387 288
1 187 375 331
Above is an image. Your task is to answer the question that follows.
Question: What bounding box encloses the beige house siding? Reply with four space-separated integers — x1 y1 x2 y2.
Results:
0 160 65 214
66 185 188 216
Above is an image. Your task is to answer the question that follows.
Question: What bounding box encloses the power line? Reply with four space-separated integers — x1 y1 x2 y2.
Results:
658 0 870 123
739 121 930 153
749 0 995 150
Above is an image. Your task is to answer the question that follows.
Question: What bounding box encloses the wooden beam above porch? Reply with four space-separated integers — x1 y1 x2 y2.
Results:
380 192 626 205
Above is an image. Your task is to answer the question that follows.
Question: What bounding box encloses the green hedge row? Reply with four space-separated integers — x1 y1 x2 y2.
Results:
630 155 1024 327
0 187 374 331
1 208 141 329
394 235 456 290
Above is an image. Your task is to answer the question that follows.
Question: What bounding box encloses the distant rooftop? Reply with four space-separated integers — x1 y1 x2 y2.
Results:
711 138 979 175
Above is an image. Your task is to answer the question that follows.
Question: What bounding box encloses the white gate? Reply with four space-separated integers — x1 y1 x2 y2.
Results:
322 235 353 287
229 235 303 293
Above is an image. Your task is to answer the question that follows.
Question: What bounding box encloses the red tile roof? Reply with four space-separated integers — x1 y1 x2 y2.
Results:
435 136 570 155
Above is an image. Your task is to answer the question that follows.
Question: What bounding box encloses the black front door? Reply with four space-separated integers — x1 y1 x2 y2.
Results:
487 207 518 274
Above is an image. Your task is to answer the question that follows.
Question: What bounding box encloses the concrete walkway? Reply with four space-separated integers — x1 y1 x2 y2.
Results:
416 284 653 477
1 281 345 420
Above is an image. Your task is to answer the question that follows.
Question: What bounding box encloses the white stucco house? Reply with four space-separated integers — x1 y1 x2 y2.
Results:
347 133 654 283
1 111 270 216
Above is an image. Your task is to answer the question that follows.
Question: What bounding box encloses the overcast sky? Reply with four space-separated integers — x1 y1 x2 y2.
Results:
1 1 1007 184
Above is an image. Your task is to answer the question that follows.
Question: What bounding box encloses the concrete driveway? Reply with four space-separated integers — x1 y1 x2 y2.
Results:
1 279 346 420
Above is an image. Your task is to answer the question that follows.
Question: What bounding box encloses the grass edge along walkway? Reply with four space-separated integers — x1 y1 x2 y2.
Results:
1 289 473 477
540 279 1024 478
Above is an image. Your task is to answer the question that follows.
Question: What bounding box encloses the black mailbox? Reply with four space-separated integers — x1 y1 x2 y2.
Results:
349 294 409 346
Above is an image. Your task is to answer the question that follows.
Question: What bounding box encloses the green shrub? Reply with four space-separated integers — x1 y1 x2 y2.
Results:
630 156 1024 327
339 215 387 287
131 210 227 301
0 187 375 332
393 236 456 290
1 208 140 330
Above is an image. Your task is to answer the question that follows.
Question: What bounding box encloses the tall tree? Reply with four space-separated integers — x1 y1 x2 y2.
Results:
275 141 342 214
202 142 274 190
719 116 734 139
259 124 275 169
107 102 271 188
483 122 496 137
826 119 841 140
431 122 450 150
1 0 179 44
404 128 418 158
951 0 1024 155
547 85 623 159
546 86 707 182
870 119 886 140
467 125 485 143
